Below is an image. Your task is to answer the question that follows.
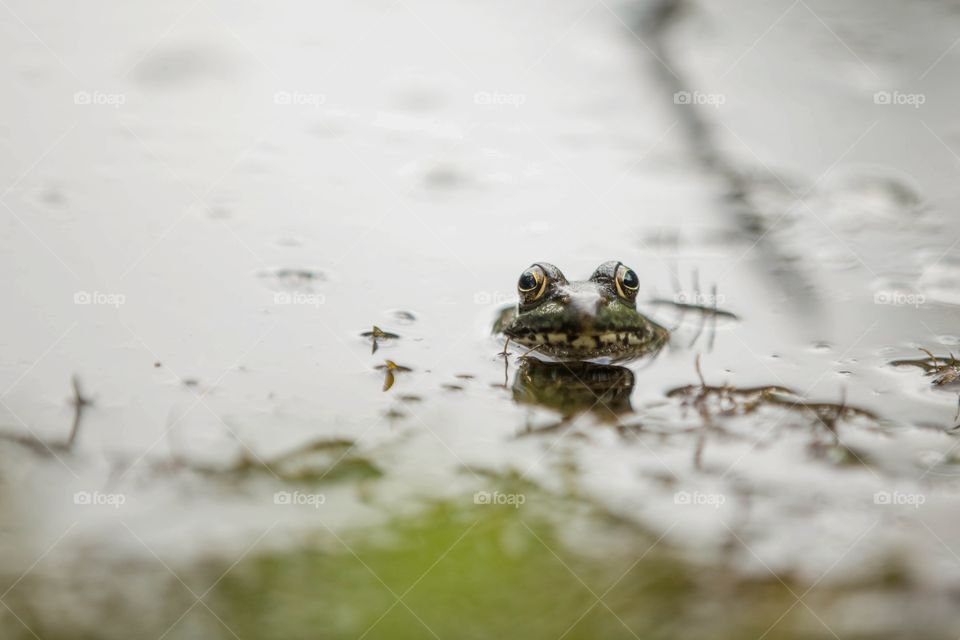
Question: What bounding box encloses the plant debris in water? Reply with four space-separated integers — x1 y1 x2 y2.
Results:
0 375 90 455
667 357 876 421
137 435 381 483
891 348 960 386
262 267 327 283
360 325 400 354
375 359 413 391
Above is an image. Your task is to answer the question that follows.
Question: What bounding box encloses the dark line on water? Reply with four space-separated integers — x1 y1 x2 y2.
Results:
633 0 822 322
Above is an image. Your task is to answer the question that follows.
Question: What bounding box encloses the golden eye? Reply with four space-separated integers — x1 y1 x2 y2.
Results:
615 265 639 299
518 265 548 301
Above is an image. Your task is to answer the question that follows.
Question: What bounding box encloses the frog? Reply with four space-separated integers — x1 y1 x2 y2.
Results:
497 261 669 362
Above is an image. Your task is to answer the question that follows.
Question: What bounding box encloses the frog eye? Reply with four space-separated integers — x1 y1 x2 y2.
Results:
614 265 640 299
517 265 548 302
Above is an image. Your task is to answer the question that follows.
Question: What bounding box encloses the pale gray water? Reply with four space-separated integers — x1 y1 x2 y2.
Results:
1 0 960 638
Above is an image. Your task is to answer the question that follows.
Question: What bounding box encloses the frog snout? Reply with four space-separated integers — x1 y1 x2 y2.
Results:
566 290 602 320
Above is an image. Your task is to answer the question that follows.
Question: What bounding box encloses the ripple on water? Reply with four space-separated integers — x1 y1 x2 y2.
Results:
918 257 960 306
422 165 469 190
275 235 306 248
818 169 930 223
132 43 237 87
387 309 417 325
258 267 329 292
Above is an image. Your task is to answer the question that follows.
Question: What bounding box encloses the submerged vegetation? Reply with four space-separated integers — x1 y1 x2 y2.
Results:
206 495 861 640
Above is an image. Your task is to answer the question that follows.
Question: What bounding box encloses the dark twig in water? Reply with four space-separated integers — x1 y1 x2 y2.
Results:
499 336 512 388
499 336 511 359
811 386 846 442
498 338 548 388
708 284 720 352
653 270 735 353
68 375 92 449
668 377 875 423
669 371 876 468
891 349 960 426
689 304 707 349
667 262 686 332
891 348 960 383
689 354 715 470
669 256 682 298
125 425 376 483
517 344 546 362
920 348 960 386
648 299 738 319
638 0 823 327
0 376 91 455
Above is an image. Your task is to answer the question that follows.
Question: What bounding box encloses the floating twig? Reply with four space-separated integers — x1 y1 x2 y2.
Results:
68 375 92 449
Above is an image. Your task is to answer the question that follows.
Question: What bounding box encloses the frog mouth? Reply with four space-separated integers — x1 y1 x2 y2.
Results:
508 328 655 352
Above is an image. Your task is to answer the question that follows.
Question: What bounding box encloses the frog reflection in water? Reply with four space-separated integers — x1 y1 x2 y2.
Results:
512 360 636 422
497 261 668 419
